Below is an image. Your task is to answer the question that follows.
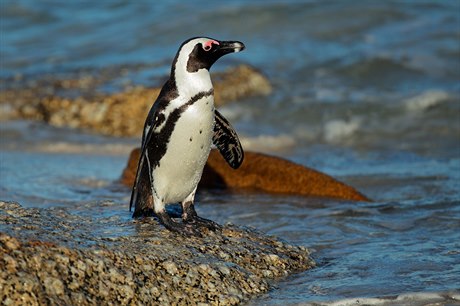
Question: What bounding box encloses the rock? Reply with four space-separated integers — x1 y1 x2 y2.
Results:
213 65 272 103
0 65 271 137
43 277 65 296
121 148 370 202
0 201 314 305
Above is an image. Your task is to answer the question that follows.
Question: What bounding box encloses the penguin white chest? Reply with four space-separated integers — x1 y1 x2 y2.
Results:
153 95 214 203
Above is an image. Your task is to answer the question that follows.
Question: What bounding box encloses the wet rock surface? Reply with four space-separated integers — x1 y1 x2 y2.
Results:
0 201 314 305
0 65 272 137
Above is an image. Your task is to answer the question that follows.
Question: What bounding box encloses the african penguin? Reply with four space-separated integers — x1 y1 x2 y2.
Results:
129 37 245 235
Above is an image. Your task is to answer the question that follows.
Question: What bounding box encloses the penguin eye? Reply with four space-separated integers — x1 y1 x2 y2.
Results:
202 40 219 52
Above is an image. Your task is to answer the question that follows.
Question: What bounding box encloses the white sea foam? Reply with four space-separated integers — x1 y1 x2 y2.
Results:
240 134 296 153
323 117 361 143
301 291 459 306
404 90 451 112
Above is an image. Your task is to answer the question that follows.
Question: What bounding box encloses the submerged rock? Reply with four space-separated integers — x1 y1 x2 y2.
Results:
121 148 371 202
0 65 271 137
0 201 314 305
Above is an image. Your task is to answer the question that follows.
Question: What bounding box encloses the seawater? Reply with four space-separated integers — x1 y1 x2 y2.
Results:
1 1 459 304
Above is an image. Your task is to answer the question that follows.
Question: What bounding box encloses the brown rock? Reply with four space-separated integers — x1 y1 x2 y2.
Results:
0 65 272 137
0 201 314 305
121 148 370 202
213 65 272 103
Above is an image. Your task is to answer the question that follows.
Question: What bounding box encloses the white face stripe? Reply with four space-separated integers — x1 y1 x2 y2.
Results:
174 38 214 98
147 38 218 141
144 38 216 138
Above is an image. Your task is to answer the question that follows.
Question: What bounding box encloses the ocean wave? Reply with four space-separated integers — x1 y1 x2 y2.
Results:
240 134 297 153
305 291 460 306
323 117 362 143
404 90 452 112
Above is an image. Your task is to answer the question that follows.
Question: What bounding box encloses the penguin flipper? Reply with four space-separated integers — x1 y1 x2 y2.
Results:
213 110 244 169
129 147 155 217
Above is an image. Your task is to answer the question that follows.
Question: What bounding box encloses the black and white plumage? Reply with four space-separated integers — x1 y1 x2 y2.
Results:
129 37 245 235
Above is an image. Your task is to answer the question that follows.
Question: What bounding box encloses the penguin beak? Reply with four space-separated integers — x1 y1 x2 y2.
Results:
215 41 245 56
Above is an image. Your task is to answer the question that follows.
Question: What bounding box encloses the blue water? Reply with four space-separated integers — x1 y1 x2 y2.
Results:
1 1 460 304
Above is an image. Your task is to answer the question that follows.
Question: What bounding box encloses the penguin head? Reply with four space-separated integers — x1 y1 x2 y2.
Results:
175 37 245 73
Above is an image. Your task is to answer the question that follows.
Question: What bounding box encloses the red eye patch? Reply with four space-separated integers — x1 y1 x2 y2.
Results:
203 40 219 51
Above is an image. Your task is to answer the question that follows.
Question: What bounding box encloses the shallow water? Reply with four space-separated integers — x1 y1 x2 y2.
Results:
1 0 460 304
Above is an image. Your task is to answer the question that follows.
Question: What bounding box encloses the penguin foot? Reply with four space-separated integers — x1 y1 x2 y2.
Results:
184 215 222 231
157 210 202 237
182 202 221 231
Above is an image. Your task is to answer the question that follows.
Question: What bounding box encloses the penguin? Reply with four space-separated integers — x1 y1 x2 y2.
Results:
129 37 245 235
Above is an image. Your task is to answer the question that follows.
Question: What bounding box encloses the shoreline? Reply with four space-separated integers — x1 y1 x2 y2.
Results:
0 201 314 305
